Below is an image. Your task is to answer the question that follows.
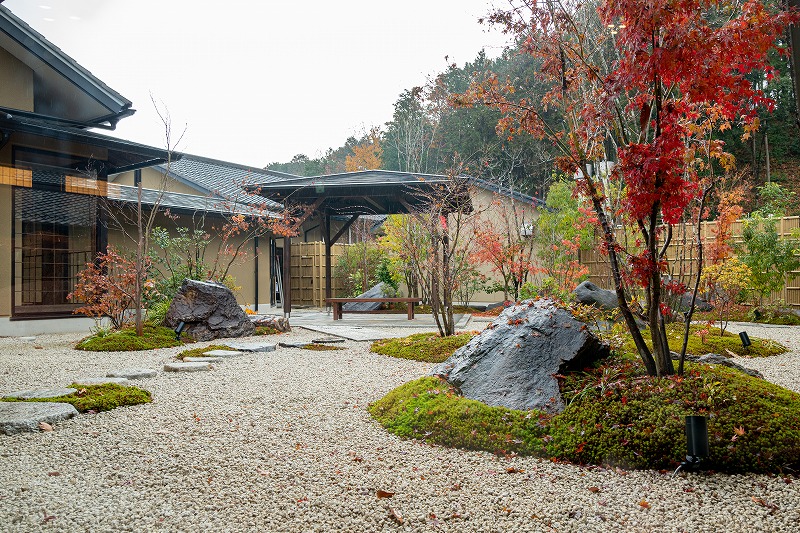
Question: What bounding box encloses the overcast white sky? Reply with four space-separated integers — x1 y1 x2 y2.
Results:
3 0 511 168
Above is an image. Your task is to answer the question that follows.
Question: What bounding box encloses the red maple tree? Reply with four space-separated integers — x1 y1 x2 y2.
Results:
460 0 795 375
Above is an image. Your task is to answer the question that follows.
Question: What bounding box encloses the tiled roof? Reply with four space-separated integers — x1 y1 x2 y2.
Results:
154 155 292 211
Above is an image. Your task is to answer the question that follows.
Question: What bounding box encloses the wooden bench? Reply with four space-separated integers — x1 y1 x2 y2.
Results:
325 297 422 320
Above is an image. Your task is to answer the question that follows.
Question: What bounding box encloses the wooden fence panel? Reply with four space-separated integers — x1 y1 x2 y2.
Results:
580 216 800 307
290 241 347 307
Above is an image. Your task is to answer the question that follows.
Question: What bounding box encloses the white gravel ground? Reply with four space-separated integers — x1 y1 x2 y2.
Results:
1 325 799 532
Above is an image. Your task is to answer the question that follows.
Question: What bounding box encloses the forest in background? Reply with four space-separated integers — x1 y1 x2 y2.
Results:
267 35 800 209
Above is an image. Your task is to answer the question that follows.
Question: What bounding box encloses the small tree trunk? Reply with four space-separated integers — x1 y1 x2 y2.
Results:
135 181 144 336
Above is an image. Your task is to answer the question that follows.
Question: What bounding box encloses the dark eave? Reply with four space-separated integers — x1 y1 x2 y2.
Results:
0 114 178 174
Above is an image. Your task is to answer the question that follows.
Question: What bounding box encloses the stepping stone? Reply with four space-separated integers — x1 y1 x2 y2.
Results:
106 368 156 380
203 349 244 358
312 337 345 344
164 362 212 372
279 342 309 349
3 388 77 400
19 336 36 342
0 402 78 435
72 377 131 386
183 356 223 363
224 342 276 353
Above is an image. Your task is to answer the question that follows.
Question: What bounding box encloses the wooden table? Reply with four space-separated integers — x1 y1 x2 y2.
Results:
325 297 423 320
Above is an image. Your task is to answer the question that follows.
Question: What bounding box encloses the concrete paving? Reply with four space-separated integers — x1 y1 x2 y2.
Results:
261 308 475 341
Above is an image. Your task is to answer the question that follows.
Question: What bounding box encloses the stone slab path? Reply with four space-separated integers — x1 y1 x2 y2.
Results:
164 362 212 372
106 369 156 380
223 341 276 352
3 388 76 400
0 402 78 435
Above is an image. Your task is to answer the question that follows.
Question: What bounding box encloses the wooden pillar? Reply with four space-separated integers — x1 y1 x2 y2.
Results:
283 236 291 317
322 213 332 311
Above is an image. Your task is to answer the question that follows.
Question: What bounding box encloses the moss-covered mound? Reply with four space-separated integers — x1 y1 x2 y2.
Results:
370 358 800 474
76 326 184 351
176 344 233 360
2 383 151 413
618 323 786 358
371 332 475 363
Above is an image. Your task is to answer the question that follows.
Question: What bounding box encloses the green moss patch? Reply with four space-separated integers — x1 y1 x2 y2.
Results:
177 344 233 360
371 332 475 363
303 344 345 351
253 326 281 336
617 323 786 358
76 326 184 352
2 383 151 413
370 358 800 474
369 377 547 456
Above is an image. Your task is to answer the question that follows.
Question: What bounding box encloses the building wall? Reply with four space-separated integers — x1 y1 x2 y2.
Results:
0 47 33 112
106 210 274 311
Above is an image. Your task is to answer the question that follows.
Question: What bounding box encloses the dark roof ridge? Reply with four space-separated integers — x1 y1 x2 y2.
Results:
0 4 133 126
172 153 301 178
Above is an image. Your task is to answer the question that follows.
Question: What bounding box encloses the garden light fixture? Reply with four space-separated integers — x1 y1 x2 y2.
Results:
673 415 709 476
174 321 186 341
739 331 752 348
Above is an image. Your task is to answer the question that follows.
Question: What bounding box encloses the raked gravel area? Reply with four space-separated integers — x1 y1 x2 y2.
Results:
0 325 799 532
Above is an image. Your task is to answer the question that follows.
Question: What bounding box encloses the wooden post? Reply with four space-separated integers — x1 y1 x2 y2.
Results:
283 236 291 317
322 213 332 311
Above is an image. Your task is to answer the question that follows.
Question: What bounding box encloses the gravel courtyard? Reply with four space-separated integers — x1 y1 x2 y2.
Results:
1 324 799 532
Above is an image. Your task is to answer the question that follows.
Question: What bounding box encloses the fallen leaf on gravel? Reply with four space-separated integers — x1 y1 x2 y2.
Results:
352 456 363 462
38 422 52 432
41 513 55 524
450 483 462 491
683 487 695 493
783 477 793 484
376 490 395 499
588 486 601 493
751 496 779 512
388 507 404 524
76 388 88 397
47 472 60 477
506 467 525 474
34 346 43 350
639 500 651 509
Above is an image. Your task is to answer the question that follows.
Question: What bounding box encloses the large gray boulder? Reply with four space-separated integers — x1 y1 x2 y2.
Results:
343 282 392 311
165 279 254 342
0 402 78 435
430 299 610 414
573 281 619 310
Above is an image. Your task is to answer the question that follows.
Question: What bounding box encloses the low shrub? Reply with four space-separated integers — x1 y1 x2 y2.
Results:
370 358 800 474
371 332 475 363
2 383 151 413
76 326 184 351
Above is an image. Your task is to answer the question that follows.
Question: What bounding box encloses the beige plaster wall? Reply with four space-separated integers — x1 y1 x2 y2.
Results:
0 48 33 112
107 211 273 311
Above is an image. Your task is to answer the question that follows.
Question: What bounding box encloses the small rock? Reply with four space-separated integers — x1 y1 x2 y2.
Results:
164 362 212 372
106 368 157 380
3 388 77 400
251 315 291 332
279 342 310 349
18 336 36 342
224 342 277 353
183 356 223 363
72 377 131 386
203 350 244 358
0 402 78 435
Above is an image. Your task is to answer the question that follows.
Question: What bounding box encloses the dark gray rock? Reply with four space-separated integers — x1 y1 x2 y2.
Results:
573 281 619 311
0 402 78 435
430 299 610 414
165 279 255 342
670 351 763 378
675 292 713 313
343 283 391 311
